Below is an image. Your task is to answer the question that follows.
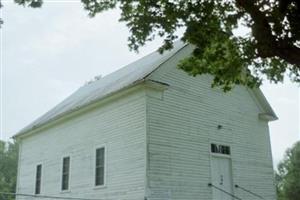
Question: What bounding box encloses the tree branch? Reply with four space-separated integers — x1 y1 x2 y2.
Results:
236 0 300 66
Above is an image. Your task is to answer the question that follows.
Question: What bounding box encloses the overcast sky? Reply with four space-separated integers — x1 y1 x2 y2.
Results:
1 0 299 167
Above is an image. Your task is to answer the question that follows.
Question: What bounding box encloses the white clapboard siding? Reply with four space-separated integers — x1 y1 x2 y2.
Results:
17 88 147 200
16 43 276 200
145 45 276 200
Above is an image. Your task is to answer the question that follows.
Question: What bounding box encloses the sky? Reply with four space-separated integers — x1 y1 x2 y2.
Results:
1 0 299 167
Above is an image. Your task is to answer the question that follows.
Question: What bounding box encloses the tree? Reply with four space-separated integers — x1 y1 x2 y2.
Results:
3 0 300 90
0 140 19 200
276 141 300 200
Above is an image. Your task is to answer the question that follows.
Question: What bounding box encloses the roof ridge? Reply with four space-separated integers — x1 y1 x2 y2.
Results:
14 41 188 138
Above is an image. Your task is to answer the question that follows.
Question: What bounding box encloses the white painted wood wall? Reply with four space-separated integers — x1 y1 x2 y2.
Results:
145 45 276 200
16 45 276 200
16 89 147 200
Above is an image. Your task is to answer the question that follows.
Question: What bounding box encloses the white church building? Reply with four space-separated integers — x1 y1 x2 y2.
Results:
14 42 277 200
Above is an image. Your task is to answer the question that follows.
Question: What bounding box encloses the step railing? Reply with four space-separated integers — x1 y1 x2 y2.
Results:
235 184 266 200
208 183 243 200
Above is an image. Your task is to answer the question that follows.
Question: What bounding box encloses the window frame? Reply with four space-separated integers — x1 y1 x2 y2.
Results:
61 156 71 192
94 144 107 189
210 143 231 158
34 164 42 195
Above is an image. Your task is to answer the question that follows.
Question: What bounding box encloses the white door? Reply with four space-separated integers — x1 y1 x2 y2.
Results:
211 156 233 200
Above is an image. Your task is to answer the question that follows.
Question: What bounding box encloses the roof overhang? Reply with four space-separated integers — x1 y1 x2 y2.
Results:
251 88 278 121
13 79 169 139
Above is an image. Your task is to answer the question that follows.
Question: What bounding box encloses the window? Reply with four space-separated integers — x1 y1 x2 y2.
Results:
95 147 105 186
61 157 70 191
35 164 42 194
211 143 231 155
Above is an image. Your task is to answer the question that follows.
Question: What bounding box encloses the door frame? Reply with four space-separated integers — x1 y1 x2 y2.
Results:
208 143 235 199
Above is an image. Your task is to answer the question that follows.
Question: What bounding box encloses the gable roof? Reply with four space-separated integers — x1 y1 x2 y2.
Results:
14 41 188 138
14 41 277 138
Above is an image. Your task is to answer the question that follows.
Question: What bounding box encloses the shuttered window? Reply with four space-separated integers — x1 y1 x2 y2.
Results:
35 164 42 194
95 147 105 186
61 157 70 191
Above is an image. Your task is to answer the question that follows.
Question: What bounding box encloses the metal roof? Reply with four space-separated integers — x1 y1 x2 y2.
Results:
15 41 188 137
14 40 277 138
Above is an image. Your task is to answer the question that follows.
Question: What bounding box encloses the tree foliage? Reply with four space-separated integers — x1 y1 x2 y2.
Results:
3 0 300 90
275 141 300 200
0 140 19 200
